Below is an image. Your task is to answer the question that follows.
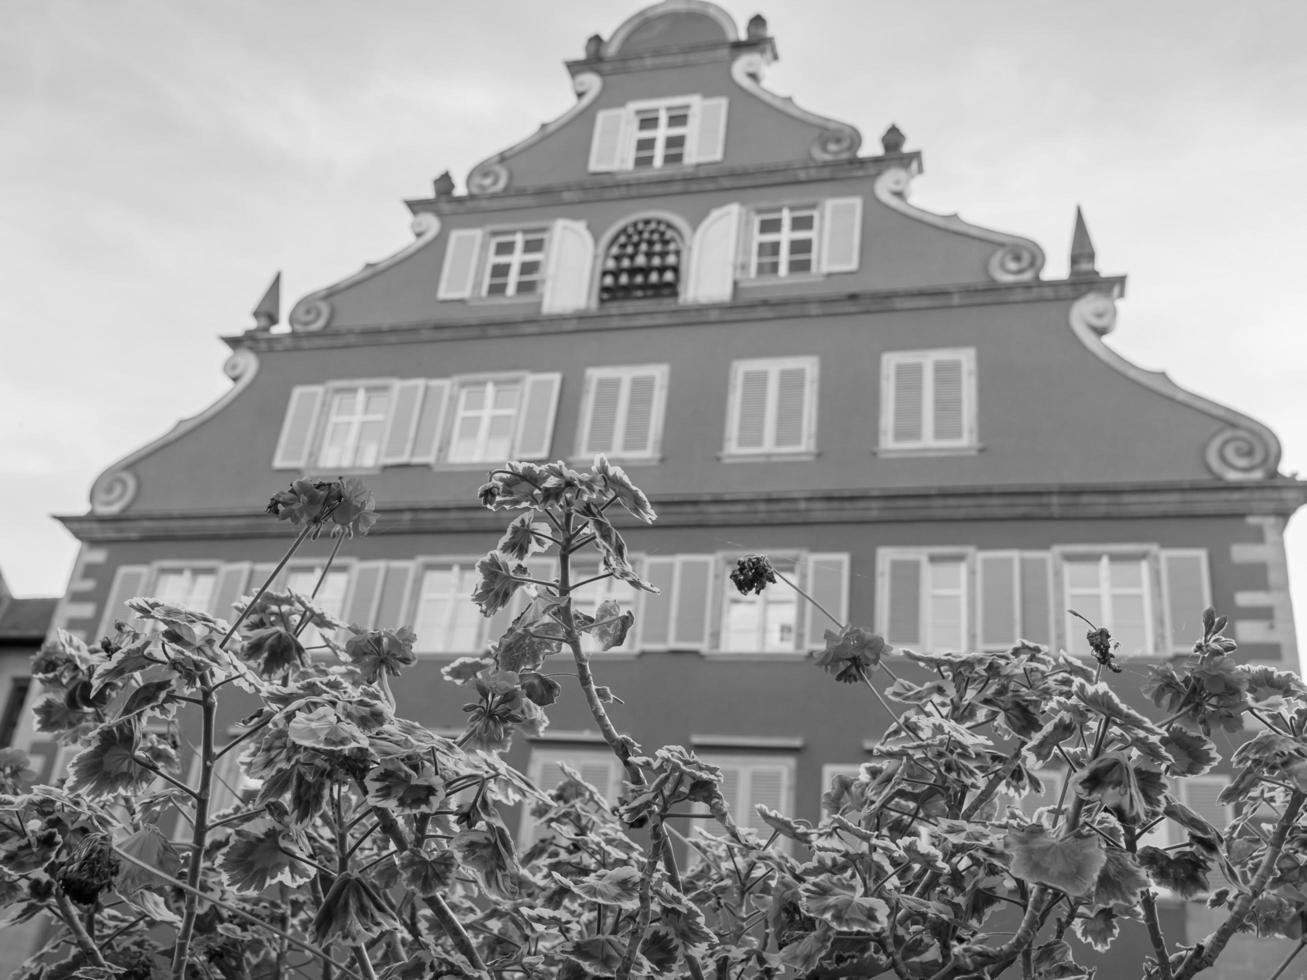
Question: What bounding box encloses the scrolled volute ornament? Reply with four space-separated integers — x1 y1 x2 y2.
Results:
467 161 509 196
987 242 1043 283
1068 292 1118 337
1206 428 1275 481
811 127 861 161
289 297 332 332
90 470 139 516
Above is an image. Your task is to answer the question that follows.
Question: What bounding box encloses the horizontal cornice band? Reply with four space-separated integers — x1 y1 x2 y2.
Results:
226 277 1127 354
56 479 1307 542
405 153 920 216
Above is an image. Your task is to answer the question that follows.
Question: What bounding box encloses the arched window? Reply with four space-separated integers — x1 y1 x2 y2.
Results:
599 218 682 302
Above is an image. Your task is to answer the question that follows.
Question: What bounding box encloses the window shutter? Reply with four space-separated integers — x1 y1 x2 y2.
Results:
732 367 770 451
637 557 677 649
582 375 623 456
820 197 863 274
718 764 742 821
436 229 483 300
96 564 150 640
671 556 714 649
345 561 385 630
746 764 790 833
250 562 282 595
692 97 728 163
409 379 450 465
211 562 252 625
773 365 810 450
885 556 922 646
513 373 562 459
588 108 629 172
380 379 425 465
889 360 925 444
977 552 1019 649
932 358 965 443
685 203 741 304
1019 553 1053 645
1179 776 1231 833
541 219 595 314
375 561 414 630
804 553 850 647
1162 550 1210 653
623 372 659 455
272 385 324 470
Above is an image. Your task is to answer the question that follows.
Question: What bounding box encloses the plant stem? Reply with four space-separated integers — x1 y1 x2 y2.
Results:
170 680 216 980
1125 825 1173 980
219 522 314 651
1267 937 1307 980
113 844 364 980
858 669 919 741
616 822 665 980
352 946 379 980
55 888 111 969
772 568 842 631
1174 790 1306 980
294 533 345 639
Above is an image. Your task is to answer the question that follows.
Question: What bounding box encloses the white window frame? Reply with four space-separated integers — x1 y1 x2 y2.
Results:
750 205 819 278
879 348 977 451
575 364 669 460
627 97 697 170
1057 547 1157 658
876 548 973 653
481 229 549 299
315 382 393 470
147 562 222 615
408 560 486 655
717 554 803 654
724 356 819 457
446 376 526 464
520 746 624 846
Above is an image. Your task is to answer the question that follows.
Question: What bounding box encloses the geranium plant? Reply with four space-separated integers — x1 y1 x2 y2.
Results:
2 459 1304 980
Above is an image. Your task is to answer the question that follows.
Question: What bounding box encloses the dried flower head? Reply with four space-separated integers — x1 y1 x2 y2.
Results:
730 554 777 596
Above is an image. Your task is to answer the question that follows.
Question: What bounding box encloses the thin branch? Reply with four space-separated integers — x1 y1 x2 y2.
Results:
1267 936 1307 980
54 888 111 970
616 822 665 980
772 568 843 631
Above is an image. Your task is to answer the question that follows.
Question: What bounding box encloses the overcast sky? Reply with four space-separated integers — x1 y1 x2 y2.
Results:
3 0 1305 655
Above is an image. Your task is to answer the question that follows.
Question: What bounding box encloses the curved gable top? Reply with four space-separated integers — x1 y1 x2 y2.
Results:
605 0 738 56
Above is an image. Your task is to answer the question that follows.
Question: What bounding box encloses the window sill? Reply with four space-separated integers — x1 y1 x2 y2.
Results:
873 444 984 458
466 295 541 307
700 649 811 661
569 453 664 467
736 274 827 288
718 450 818 463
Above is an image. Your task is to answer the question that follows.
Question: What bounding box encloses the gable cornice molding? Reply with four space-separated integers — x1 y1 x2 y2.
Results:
409 154 919 216
872 167 1045 283
1068 290 1282 481
58 479 1307 541
465 71 604 197
286 213 443 332
227 276 1127 353
86 349 260 516
604 0 739 57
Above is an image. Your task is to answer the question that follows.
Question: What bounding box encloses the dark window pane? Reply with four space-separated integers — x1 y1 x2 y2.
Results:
663 151 684 165
492 239 516 256
523 236 546 253
756 241 782 259
637 114 660 131
789 257 813 274
758 216 783 235
791 213 816 231
518 261 541 277
790 239 814 256
486 281 508 296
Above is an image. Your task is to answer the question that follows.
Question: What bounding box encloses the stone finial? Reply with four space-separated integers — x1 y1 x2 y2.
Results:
585 33 604 59
432 171 456 198
252 271 280 330
1070 206 1097 276
880 123 905 155
747 14 768 39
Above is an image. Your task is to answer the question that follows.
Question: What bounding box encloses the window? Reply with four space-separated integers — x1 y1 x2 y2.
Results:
448 380 521 463
483 230 548 298
724 357 818 456
880 349 977 451
880 550 970 652
599 219 683 302
520 747 623 846
693 754 795 854
588 96 728 173
152 568 217 613
0 678 31 748
577 365 668 459
411 564 484 653
633 103 692 168
752 206 817 277
285 566 350 650
722 558 799 653
1062 554 1154 657
317 385 391 469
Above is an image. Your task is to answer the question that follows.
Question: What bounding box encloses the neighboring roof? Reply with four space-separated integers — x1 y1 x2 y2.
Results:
0 595 57 641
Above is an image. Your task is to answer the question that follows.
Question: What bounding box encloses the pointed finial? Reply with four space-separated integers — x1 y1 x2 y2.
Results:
432 171 456 197
585 33 604 60
1070 206 1097 276
880 123 905 155
252 272 280 330
747 14 768 39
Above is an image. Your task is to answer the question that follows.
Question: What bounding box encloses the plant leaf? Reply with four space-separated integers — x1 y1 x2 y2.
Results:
1006 825 1107 895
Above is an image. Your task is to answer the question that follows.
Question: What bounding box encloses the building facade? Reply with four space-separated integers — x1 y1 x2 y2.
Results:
23 2 1306 973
